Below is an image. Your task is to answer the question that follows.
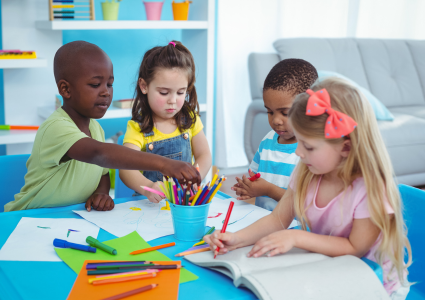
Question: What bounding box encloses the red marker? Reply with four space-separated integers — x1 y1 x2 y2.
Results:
248 173 261 181
214 201 234 259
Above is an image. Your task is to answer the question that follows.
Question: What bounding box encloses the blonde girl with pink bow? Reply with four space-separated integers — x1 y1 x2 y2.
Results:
204 77 412 299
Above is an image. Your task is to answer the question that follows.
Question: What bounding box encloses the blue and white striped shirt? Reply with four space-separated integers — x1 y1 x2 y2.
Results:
249 130 299 211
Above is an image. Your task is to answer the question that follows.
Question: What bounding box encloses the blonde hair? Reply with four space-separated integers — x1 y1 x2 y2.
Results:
288 77 411 284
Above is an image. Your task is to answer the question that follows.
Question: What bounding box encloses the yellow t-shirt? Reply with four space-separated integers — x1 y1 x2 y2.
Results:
4 108 109 212
123 117 204 154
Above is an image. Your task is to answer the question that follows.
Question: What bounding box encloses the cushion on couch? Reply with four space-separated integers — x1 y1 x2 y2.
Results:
317 70 394 121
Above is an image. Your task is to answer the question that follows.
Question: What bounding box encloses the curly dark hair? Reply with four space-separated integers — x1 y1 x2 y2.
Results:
132 40 199 133
263 58 318 95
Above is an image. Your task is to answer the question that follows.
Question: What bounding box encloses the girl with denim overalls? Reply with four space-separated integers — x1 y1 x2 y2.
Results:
120 41 212 203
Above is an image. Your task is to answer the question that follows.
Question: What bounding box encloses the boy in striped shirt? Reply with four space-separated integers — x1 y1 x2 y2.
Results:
232 59 318 211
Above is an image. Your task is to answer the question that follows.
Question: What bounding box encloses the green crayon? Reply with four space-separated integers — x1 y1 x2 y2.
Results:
86 236 117 255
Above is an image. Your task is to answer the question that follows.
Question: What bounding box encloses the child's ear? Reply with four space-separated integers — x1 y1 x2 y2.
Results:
58 79 71 99
341 139 352 158
138 78 148 94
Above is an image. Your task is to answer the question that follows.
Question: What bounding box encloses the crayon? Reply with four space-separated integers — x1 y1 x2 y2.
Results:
101 284 158 300
86 236 117 255
130 242 176 255
214 201 234 259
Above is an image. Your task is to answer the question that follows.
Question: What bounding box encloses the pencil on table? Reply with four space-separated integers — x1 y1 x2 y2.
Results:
92 272 157 285
175 247 211 257
101 283 158 300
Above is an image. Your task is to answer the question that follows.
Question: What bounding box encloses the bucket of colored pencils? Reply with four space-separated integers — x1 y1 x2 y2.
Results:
148 174 225 241
169 201 210 241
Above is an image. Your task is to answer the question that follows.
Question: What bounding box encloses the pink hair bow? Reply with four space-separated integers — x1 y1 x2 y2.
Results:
306 89 357 139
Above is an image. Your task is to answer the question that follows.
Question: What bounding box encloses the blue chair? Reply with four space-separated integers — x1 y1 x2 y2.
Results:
114 135 134 198
399 184 425 299
0 154 30 212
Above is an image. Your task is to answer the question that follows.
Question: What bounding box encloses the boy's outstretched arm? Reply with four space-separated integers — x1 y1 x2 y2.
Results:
85 173 114 212
232 170 285 201
66 137 201 184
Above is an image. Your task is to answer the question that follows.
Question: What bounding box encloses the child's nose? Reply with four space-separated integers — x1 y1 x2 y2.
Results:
168 94 177 104
273 115 284 125
101 86 111 97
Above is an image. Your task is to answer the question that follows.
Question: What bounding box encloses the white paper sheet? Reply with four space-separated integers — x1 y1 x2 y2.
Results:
0 217 100 261
73 199 174 241
207 198 298 232
73 198 293 242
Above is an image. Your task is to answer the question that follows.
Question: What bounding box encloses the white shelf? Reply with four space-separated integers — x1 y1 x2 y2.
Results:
35 20 208 30
0 58 47 69
0 130 37 144
38 103 207 120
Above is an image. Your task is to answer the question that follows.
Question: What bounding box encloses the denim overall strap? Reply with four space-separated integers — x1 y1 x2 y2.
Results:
143 131 192 183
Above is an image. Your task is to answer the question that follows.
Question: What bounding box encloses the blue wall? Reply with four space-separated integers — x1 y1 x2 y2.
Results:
63 0 182 139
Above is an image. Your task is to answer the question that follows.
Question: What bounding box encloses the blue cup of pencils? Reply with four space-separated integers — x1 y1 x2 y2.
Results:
142 175 226 241
169 201 211 241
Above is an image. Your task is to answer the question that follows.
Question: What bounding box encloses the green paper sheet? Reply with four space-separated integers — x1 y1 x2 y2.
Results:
55 231 198 284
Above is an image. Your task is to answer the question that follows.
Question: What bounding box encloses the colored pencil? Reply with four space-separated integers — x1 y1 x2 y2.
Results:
91 272 156 285
208 178 226 203
195 183 209 205
198 185 211 205
158 182 168 199
130 242 176 255
140 186 165 197
86 261 150 269
175 247 211 257
89 271 149 283
169 178 176 204
201 183 218 205
195 163 200 172
101 283 158 300
191 184 204 206
87 265 180 275
97 263 155 269
249 172 261 181
184 244 210 252
95 269 159 278
192 226 215 247
0 125 39 130
172 182 179 204
215 201 234 259
210 169 219 186
93 272 157 285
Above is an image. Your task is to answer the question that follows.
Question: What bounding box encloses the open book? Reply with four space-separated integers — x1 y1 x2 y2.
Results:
185 246 389 300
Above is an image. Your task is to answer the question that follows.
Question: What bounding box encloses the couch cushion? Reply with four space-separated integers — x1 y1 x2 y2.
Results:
248 53 280 100
407 41 425 96
357 39 425 108
273 38 370 90
389 106 425 120
378 113 425 176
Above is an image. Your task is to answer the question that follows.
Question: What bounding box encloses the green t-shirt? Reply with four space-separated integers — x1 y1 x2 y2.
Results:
4 107 109 212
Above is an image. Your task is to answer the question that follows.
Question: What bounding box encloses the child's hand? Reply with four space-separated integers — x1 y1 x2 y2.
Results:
247 230 296 258
85 193 115 212
146 182 165 203
231 170 269 200
162 160 201 185
203 231 240 256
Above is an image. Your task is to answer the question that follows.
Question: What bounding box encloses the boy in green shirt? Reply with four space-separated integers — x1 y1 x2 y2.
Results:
5 41 200 212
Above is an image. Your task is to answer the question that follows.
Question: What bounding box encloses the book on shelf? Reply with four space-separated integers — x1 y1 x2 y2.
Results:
184 246 389 300
112 99 133 109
